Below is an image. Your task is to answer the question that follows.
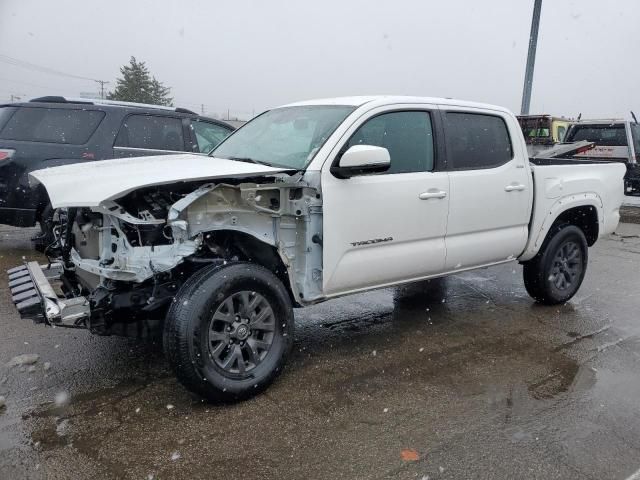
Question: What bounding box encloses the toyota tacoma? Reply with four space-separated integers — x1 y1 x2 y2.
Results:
7 96 626 401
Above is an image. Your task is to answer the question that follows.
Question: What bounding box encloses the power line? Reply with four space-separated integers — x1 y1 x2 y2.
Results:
0 76 54 91
0 55 252 116
0 54 111 99
0 53 102 82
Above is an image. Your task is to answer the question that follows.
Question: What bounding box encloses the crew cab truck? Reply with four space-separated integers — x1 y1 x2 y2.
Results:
7 96 625 402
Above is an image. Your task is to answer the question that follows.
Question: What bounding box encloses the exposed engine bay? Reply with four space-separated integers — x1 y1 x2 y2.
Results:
33 171 324 337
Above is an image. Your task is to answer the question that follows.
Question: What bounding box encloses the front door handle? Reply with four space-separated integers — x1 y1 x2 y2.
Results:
419 190 447 200
504 184 526 192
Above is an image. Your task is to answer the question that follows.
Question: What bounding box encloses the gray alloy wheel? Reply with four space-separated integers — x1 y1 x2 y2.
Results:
163 262 294 402
523 224 588 305
207 291 276 375
548 241 583 292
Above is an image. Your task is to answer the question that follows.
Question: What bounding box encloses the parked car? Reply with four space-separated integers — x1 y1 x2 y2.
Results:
7 96 625 402
562 119 640 194
0 96 235 248
517 114 572 156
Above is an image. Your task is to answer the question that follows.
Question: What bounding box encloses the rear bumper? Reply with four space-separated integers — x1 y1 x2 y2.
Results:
7 262 89 327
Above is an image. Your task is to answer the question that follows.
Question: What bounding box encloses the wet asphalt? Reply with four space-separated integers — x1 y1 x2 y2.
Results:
1 222 640 480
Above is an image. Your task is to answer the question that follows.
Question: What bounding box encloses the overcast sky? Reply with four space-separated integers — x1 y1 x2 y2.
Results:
0 0 638 119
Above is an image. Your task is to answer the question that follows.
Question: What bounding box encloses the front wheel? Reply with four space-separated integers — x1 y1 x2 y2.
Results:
163 262 294 402
523 225 588 305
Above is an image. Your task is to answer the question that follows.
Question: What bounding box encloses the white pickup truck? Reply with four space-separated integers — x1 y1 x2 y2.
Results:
8 96 625 401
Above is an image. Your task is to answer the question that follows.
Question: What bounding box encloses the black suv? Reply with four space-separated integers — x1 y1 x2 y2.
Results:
0 96 234 232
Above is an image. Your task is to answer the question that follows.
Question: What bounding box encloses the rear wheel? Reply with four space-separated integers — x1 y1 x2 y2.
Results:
523 224 588 305
163 262 294 402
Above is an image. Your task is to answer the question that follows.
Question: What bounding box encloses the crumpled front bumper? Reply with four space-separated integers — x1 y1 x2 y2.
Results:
7 262 90 327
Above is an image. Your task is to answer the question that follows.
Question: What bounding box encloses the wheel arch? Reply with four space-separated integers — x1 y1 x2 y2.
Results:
549 205 599 246
196 228 299 306
520 194 603 262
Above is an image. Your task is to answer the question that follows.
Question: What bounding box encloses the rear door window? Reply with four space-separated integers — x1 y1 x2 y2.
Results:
444 112 513 169
0 107 104 144
115 114 185 151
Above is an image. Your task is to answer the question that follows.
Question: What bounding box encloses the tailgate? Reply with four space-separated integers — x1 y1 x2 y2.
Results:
573 145 630 160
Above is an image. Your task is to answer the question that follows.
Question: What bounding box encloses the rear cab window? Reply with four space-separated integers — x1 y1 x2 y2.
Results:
565 124 628 146
444 112 513 169
115 114 185 151
0 107 105 144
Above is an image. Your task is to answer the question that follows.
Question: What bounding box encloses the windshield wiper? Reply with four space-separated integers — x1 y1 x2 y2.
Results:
225 156 272 166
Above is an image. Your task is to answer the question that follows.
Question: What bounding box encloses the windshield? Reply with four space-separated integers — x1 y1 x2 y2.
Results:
518 117 552 144
210 105 355 169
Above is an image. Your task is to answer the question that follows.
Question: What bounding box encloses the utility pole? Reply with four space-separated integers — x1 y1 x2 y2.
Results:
94 79 110 99
10 94 22 102
201 104 205 115
520 0 543 115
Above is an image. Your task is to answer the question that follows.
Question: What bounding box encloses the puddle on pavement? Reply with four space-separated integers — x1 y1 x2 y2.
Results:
527 361 583 399
10 275 605 479
293 277 592 416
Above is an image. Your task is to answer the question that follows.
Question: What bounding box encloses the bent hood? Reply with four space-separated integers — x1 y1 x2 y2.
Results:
29 154 291 208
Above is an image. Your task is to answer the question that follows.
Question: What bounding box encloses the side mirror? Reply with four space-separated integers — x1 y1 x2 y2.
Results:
330 145 391 179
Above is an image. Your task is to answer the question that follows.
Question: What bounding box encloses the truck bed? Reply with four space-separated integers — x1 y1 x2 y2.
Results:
518 159 627 262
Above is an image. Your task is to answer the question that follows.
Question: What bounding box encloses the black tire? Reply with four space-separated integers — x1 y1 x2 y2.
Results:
163 262 294 402
523 224 588 305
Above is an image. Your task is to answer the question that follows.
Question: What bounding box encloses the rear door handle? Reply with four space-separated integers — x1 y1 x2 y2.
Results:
419 190 447 200
504 184 526 192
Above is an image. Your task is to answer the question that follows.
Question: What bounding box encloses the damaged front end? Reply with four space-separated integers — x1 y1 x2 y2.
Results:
8 171 324 337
